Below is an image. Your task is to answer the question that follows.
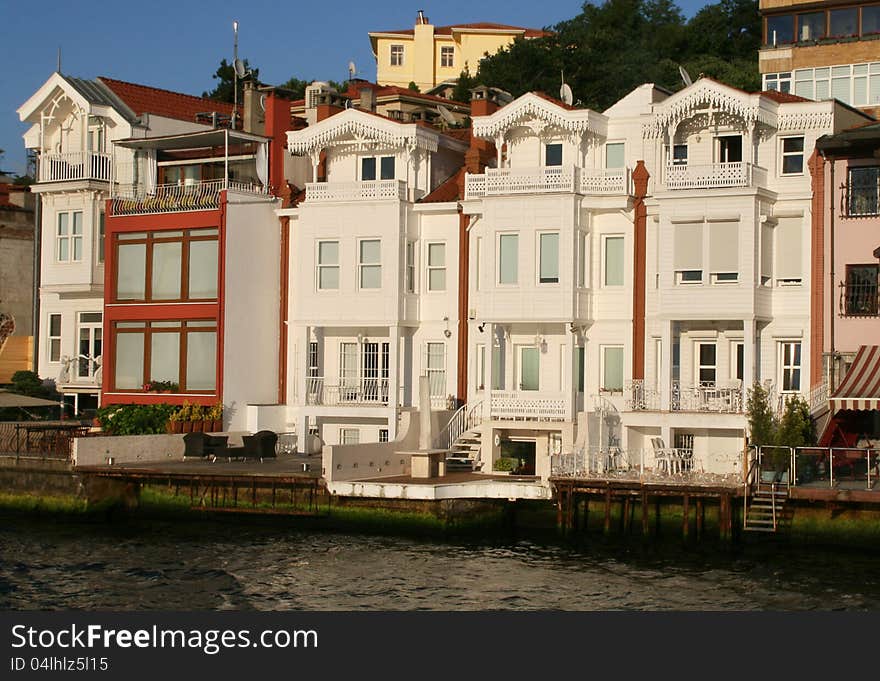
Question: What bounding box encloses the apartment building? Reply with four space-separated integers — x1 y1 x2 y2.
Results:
369 11 548 91
17 73 235 412
759 0 880 116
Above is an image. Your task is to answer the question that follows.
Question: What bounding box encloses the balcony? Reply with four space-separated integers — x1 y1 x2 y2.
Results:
304 179 407 203
305 377 390 407
39 151 112 183
842 182 880 217
489 390 570 421
464 166 632 200
624 380 744 413
110 180 269 216
839 280 879 317
663 162 767 190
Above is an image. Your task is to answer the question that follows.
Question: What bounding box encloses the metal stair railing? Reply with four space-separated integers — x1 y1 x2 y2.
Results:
433 400 483 453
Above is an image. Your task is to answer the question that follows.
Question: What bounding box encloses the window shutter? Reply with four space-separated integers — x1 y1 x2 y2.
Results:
673 222 703 271
709 221 739 273
761 223 774 280
775 217 802 280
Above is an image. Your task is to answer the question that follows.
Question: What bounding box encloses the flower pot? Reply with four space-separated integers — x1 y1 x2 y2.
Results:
168 421 183 434
211 419 223 433
192 420 204 433
182 421 193 434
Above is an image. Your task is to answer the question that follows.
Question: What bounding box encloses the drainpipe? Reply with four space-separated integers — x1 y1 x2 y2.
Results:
828 156 835 388
31 154 42 376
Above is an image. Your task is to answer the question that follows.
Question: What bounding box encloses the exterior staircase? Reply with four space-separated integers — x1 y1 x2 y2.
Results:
743 459 791 533
433 400 484 471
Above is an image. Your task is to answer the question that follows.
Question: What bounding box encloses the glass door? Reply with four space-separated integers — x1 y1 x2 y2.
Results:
519 346 540 391
76 312 103 381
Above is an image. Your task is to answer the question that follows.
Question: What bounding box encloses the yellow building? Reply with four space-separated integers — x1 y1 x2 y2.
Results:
759 0 880 116
369 11 548 92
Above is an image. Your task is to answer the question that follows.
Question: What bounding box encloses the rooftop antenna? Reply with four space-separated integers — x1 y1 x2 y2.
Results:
232 20 240 129
560 70 573 106
348 61 357 80
679 65 693 87
57 46 62 73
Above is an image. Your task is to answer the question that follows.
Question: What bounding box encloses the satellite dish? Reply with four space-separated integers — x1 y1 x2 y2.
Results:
234 58 247 79
259 94 266 112
437 105 457 126
679 65 693 87
348 61 357 79
560 83 573 106
344 98 352 109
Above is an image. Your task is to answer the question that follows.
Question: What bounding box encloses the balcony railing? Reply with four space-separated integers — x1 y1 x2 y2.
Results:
624 379 744 413
842 175 880 217
664 162 766 190
110 180 269 216
305 377 390 406
580 168 631 195
489 390 569 421
839 280 879 316
39 151 112 183
304 179 406 202
464 166 633 200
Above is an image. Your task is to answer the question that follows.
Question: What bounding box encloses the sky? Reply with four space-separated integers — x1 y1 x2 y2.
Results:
1 0 712 176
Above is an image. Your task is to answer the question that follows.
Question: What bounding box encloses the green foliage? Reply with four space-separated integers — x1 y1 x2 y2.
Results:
277 77 311 99
407 81 421 92
493 457 519 472
451 67 479 103
746 382 776 447
471 0 760 109
96 403 177 436
775 395 814 449
203 58 260 103
9 371 47 397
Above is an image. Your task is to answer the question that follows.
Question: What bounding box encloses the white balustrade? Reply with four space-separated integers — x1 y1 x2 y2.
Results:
304 377 390 406
664 162 766 190
671 381 744 413
304 179 406 202
490 390 569 421
580 167 630 195
40 151 112 183
464 166 632 199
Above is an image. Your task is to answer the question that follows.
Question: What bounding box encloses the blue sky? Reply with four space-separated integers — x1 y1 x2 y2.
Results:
2 0 712 176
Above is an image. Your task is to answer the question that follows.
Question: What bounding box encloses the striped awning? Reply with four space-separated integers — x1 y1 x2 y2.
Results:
830 345 880 411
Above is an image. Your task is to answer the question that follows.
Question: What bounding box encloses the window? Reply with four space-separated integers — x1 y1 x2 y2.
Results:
308 341 320 379
519 346 540 391
538 233 559 284
475 237 482 291
865 6 880 35
476 344 486 390
440 46 454 68
791 62 880 107
764 72 792 93
766 15 794 45
406 241 415 293
498 234 518 285
56 211 83 262
781 137 804 175
577 232 587 287
668 144 688 165
605 143 625 169
427 242 446 291
97 211 105 264
492 344 504 390
379 428 389 443
76 312 103 380
847 166 880 216
709 220 739 283
843 265 879 316
341 428 360 445
780 341 801 392
361 156 395 181
575 346 585 393
113 229 218 302
717 136 743 163
603 235 624 286
317 241 340 290
112 320 217 392
390 45 404 66
47 314 61 363
426 342 446 399
545 143 563 167
732 342 745 382
829 8 858 37
359 239 381 289
798 12 826 41
696 343 717 384
775 216 802 285
602 346 624 392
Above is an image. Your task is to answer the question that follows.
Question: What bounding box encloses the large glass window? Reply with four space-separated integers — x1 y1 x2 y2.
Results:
317 240 339 290
605 143 625 169
865 6 880 35
112 320 217 392
359 239 381 289
498 234 518 285
545 143 563 167
602 346 624 392
829 8 858 37
847 166 880 216
780 342 802 392
427 242 446 291
113 228 218 302
798 12 826 41
781 137 804 175
56 211 83 262
604 235 624 286
390 44 404 66
766 15 794 45
539 233 559 284
843 265 879 316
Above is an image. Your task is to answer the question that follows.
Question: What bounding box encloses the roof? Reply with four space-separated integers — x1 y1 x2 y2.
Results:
347 82 469 108
757 90 812 104
99 77 234 123
420 168 464 203
65 76 137 121
0 390 63 409
533 91 577 111
816 120 880 156
830 345 880 411
114 128 268 150
372 22 549 38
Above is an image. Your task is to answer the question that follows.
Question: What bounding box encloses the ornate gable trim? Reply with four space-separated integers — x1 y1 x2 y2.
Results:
472 92 607 139
287 109 438 155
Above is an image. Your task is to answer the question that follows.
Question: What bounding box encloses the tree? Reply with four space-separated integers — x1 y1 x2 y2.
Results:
203 58 260 103
9 371 47 397
407 81 421 92
746 381 776 447
451 67 479 103
775 395 814 449
277 77 311 99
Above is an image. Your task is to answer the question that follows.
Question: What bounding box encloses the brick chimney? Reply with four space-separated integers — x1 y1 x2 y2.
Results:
469 85 511 118
264 89 294 193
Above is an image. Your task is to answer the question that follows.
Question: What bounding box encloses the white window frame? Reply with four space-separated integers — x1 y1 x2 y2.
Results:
358 239 382 290
677 270 704 285
378 428 389 443
517 345 540 392
390 44 404 66
695 342 717 385
665 143 688 166
406 241 416 293
537 231 560 285
763 72 792 93
425 342 446 399
497 232 519 286
577 231 588 288
779 341 802 393
340 428 360 445
544 142 563 167
600 345 624 393
75 312 103 380
440 45 454 68
316 240 340 291
605 142 626 169
47 313 62 363
426 241 446 292
602 234 624 287
780 136 805 176
56 211 83 263
360 155 395 181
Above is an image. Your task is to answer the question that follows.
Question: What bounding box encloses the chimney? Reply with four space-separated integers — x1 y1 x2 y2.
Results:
264 89 294 193
358 85 376 113
242 80 265 134
416 9 428 24
470 85 512 118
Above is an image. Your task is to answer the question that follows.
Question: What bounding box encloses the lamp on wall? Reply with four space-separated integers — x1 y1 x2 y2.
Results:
478 323 486 333
443 316 451 338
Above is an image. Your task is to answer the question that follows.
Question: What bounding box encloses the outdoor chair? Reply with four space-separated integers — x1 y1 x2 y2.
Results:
183 432 228 459
217 430 277 463
651 437 692 474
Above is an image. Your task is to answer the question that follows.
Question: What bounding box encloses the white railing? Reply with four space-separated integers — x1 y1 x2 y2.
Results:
111 180 227 216
305 376 390 406
664 162 767 190
552 447 745 478
304 179 406 202
671 381 744 413
490 390 569 421
40 151 112 183
433 400 483 451
464 166 576 198
227 180 271 196
624 379 661 411
580 168 631 195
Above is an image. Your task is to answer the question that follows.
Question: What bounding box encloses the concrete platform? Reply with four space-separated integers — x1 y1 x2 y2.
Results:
77 454 322 480
328 472 550 501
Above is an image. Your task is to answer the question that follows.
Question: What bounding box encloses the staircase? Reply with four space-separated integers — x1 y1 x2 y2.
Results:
433 400 483 471
743 459 791 533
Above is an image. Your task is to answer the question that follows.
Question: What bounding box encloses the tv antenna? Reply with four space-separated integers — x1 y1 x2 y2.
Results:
678 65 693 87
436 104 457 126
231 20 253 129
560 70 573 105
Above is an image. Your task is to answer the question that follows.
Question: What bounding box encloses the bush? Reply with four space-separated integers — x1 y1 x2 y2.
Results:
9 370 48 397
96 403 178 435
493 457 519 472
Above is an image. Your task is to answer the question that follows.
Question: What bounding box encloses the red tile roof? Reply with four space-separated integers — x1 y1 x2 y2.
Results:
375 22 549 38
345 81 468 107
420 168 465 203
99 77 235 123
757 90 812 104
533 91 577 111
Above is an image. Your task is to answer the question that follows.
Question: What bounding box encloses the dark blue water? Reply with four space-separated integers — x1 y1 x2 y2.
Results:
2 518 879 610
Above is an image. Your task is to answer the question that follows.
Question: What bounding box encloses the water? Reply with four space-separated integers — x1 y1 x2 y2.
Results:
2 518 880 610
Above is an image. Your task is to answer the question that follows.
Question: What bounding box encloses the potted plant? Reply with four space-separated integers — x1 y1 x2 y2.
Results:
207 402 223 432
190 404 205 432
167 407 184 434
179 402 194 433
